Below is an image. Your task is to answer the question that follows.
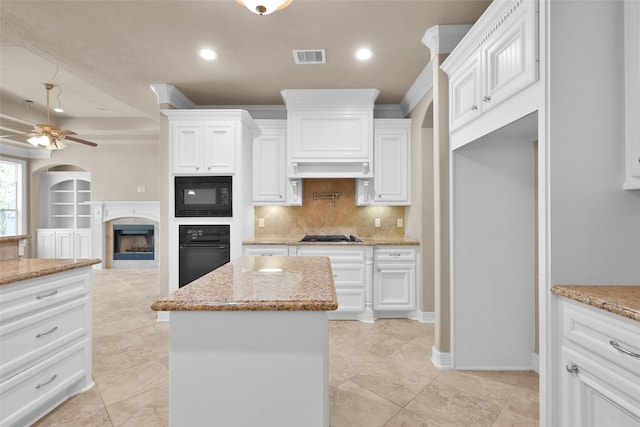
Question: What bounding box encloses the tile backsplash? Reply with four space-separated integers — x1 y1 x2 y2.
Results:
254 179 405 238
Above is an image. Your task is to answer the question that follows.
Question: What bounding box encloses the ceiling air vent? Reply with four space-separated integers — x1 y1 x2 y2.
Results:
293 49 326 64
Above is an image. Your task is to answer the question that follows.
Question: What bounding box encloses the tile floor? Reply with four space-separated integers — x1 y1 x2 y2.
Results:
34 268 539 427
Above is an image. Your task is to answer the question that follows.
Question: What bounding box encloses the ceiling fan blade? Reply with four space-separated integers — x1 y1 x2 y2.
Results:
0 133 35 138
60 129 77 136
64 135 98 147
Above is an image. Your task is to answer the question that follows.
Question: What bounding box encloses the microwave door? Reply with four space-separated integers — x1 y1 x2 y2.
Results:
185 188 217 206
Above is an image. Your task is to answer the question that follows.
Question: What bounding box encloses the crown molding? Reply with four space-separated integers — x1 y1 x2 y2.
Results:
422 24 473 59
149 83 195 109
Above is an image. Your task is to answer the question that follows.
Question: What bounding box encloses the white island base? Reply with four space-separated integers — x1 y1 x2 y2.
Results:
169 310 329 427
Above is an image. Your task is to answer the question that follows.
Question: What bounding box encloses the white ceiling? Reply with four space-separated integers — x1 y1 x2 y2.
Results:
0 0 491 150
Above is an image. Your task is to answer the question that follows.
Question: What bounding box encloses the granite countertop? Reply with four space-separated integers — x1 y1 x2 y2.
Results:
243 236 420 246
151 256 338 312
0 258 102 286
0 234 30 243
551 285 640 322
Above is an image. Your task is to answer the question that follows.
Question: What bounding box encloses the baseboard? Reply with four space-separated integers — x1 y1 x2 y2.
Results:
411 310 435 323
157 311 169 322
431 346 452 369
531 351 539 374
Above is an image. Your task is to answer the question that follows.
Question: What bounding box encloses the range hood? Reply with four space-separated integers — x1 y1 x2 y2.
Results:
281 89 380 178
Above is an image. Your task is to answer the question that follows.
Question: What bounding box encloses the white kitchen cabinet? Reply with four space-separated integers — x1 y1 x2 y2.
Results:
357 119 411 206
295 245 373 321
373 247 417 312
252 120 303 206
557 297 640 426
282 89 379 178
172 122 236 174
624 0 640 189
0 268 94 427
40 172 91 230
243 245 291 257
37 229 90 259
443 0 538 133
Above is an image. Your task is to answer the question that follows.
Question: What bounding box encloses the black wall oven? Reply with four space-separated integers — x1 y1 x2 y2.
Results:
178 225 230 287
175 176 232 217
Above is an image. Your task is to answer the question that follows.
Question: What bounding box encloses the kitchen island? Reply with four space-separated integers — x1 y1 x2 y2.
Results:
0 234 101 427
151 255 337 427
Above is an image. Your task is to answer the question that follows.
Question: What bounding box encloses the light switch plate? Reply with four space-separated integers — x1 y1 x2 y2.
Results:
258 218 265 228
397 218 403 228
374 218 381 227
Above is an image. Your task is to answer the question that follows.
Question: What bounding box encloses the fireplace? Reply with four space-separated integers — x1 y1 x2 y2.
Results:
113 224 154 260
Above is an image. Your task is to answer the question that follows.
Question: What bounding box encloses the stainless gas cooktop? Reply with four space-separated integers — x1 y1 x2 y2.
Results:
300 235 362 243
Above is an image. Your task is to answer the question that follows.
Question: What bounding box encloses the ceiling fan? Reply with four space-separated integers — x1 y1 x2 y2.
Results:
0 83 98 150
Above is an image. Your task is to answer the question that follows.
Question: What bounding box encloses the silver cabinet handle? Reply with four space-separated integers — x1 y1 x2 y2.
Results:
36 289 58 299
36 374 58 390
195 166 200 170
376 268 382 273
610 340 640 358
483 95 491 102
333 274 338 278
471 105 478 111
36 326 58 338
565 363 579 374
389 253 401 257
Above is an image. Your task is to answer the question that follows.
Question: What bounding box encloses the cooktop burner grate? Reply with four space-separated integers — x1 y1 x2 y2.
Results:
300 235 361 242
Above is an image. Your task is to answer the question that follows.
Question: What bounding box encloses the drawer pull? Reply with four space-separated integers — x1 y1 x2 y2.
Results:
565 363 579 374
389 253 402 257
377 268 382 273
333 274 338 278
36 289 58 299
610 340 640 358
36 326 58 338
35 374 58 390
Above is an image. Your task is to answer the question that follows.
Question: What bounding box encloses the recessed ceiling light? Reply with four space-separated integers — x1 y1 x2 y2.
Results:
199 48 217 61
355 48 373 61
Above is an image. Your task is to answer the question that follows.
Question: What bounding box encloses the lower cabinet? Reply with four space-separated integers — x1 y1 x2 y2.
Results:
0 268 94 427
373 247 417 312
557 297 640 426
37 229 90 259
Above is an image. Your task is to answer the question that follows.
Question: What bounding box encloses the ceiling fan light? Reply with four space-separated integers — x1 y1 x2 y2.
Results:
28 135 50 147
45 139 67 150
236 0 292 15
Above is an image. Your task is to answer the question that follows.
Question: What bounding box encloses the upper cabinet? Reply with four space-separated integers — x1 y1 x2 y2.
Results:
625 0 640 190
357 119 412 206
282 89 379 178
443 0 539 133
252 120 302 206
166 110 255 176
39 172 91 229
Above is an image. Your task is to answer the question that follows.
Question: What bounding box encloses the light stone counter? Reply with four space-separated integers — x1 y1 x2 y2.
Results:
242 236 420 246
151 256 337 311
551 285 640 322
0 258 102 286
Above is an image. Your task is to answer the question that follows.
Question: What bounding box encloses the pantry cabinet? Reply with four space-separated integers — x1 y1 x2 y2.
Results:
557 297 640 426
252 120 303 206
443 0 538 133
172 122 236 174
356 119 411 206
624 0 640 189
0 268 94 427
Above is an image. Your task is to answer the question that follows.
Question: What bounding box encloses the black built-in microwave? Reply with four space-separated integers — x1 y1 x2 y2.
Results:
175 176 232 217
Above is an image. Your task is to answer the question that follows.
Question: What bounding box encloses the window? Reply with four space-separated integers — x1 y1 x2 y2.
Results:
0 158 25 236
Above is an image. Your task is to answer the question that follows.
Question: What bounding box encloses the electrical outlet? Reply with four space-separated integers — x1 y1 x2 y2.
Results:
258 218 265 228
397 218 403 228
374 218 381 228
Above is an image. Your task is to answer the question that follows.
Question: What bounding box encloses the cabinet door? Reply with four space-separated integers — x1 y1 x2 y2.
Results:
373 263 416 311
172 124 203 173
450 53 482 131
561 347 640 427
253 129 287 204
373 123 410 204
37 230 56 259
482 0 537 112
74 230 90 259
625 0 640 188
56 230 75 258
203 124 236 174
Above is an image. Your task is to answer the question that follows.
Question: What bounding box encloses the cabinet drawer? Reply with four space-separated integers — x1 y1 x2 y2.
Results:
334 289 366 313
374 247 416 262
0 298 89 382
0 340 89 427
562 299 640 379
296 246 367 262
331 264 366 288
0 271 90 325
243 246 290 257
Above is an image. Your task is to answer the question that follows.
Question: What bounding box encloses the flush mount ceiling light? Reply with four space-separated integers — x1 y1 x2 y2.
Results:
355 48 373 61
199 48 217 60
235 0 292 15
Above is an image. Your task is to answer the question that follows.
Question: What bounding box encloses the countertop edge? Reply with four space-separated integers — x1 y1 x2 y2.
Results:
242 239 420 246
0 258 102 286
551 285 640 322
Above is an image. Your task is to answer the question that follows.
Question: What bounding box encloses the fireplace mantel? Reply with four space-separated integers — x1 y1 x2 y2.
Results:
90 201 160 269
